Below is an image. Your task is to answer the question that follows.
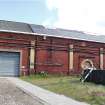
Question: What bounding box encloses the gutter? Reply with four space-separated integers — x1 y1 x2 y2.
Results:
0 29 104 44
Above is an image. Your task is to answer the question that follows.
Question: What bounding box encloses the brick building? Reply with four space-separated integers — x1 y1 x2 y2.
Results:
0 20 104 76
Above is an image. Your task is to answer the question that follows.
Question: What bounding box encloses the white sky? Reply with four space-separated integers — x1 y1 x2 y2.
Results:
46 0 105 35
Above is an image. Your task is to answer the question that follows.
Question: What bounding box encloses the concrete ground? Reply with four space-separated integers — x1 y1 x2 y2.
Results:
8 77 89 105
0 78 43 105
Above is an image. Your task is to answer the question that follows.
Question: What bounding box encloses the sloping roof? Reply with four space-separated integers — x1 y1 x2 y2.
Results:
0 20 32 33
30 24 105 43
0 20 105 44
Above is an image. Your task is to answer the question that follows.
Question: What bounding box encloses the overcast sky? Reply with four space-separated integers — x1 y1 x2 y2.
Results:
0 0 105 35
46 0 105 35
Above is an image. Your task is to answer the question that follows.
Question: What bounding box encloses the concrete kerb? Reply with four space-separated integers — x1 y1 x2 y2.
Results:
7 77 89 105
7 77 49 105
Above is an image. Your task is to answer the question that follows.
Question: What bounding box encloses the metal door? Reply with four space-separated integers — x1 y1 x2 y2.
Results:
0 51 20 76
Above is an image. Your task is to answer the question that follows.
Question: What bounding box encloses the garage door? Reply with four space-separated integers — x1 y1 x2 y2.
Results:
0 52 20 76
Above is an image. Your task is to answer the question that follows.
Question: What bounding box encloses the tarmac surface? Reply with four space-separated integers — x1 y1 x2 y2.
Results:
0 78 43 105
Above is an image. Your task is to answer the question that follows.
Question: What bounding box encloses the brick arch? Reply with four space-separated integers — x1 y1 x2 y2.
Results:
81 59 94 70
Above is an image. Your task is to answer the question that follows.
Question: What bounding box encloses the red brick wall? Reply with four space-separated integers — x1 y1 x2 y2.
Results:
0 32 104 76
73 43 100 74
0 32 33 75
35 37 69 75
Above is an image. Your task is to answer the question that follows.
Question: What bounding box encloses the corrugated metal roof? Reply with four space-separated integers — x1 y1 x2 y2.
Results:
0 20 105 44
